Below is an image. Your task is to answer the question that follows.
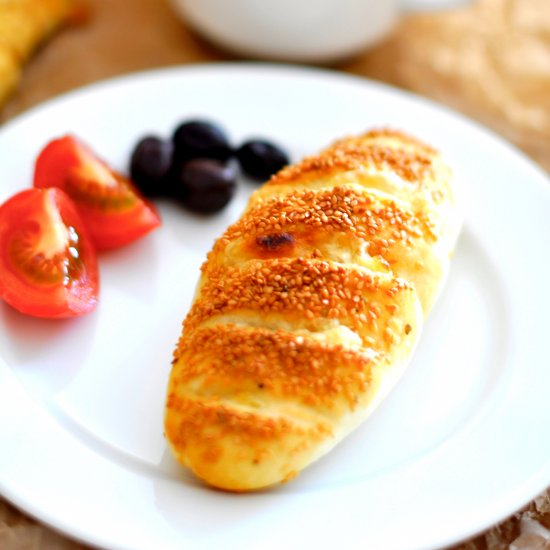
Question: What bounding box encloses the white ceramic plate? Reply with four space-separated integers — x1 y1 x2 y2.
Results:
1 64 549 550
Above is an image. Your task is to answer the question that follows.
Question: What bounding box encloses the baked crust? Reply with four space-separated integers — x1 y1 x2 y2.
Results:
165 129 460 491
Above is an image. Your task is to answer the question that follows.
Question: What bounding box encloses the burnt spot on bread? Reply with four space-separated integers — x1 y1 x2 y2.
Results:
248 232 296 259
256 233 295 250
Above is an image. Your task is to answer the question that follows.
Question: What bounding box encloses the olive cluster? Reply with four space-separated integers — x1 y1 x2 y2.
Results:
129 120 289 214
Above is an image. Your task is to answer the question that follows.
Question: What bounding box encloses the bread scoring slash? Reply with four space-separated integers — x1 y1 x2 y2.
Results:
164 129 461 491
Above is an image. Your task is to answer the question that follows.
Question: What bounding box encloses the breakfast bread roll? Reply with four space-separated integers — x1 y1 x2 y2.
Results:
164 129 461 491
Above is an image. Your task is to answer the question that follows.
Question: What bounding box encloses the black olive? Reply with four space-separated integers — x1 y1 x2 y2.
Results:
172 120 233 162
129 136 173 197
177 158 237 214
236 139 289 181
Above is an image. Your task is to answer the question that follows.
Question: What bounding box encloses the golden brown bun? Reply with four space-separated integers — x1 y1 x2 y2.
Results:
165 129 460 491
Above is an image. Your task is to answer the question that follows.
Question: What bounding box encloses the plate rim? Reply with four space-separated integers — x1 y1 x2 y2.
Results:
1 62 549 550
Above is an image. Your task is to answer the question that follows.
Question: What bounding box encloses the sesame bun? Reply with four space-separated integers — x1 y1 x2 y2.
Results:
164 129 461 491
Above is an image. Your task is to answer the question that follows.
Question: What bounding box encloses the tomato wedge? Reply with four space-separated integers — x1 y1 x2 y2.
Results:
34 135 161 250
0 188 99 319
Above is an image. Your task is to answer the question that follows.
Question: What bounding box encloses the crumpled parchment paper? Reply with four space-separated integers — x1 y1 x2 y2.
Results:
455 491 550 549
0 499 85 549
345 0 550 172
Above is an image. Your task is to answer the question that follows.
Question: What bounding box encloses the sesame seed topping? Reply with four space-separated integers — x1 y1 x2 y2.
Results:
166 394 329 448
230 187 431 246
184 257 416 352
174 324 376 409
269 140 434 186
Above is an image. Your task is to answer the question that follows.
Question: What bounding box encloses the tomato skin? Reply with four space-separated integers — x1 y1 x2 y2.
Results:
0 188 99 319
34 135 161 250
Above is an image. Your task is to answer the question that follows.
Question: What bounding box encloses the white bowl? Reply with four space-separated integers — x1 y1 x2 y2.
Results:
170 0 399 63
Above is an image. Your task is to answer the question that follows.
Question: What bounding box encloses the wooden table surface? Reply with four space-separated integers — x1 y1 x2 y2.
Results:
1 0 549 548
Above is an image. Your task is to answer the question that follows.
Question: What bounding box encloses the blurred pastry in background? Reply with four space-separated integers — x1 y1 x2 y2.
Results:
0 0 79 107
